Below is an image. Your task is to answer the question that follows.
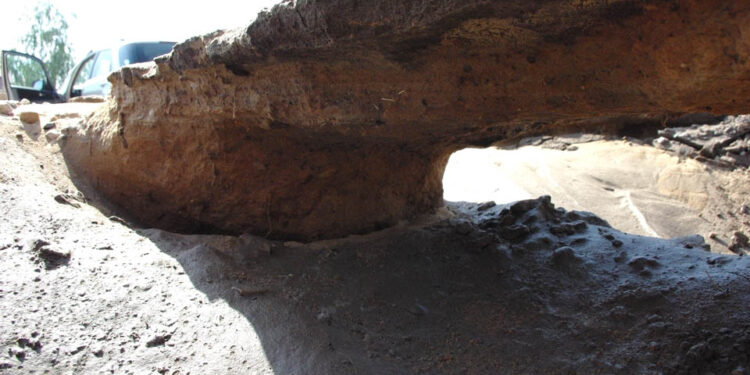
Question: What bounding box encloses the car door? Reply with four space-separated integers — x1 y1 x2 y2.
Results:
60 53 96 100
1 50 61 103
79 49 113 97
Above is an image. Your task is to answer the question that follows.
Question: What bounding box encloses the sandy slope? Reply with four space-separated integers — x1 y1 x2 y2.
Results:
1 105 749 374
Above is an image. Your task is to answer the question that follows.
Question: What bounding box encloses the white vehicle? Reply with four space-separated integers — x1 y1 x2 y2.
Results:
1 41 175 103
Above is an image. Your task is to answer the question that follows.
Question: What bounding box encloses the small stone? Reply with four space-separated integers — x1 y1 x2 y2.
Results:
500 224 530 241
29 239 70 269
15 133 23 142
54 194 81 208
18 110 40 124
611 239 624 248
12 349 25 361
43 122 56 131
709 232 718 240
19 98 30 105
550 246 581 266
741 205 750 216
477 201 496 212
45 130 61 143
729 231 749 253
146 334 172 348
627 257 660 271
0 102 12 116
509 199 538 216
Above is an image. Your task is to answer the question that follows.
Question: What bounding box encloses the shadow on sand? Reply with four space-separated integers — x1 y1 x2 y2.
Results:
134 198 750 374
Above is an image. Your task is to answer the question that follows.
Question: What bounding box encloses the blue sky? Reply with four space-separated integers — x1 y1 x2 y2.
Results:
2 0 281 61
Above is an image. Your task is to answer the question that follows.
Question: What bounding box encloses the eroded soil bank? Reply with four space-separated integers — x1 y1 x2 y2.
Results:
63 0 750 240
1 104 749 374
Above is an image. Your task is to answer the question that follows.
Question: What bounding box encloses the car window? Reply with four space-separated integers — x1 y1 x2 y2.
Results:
5 53 49 89
118 42 174 66
73 56 96 88
91 49 113 78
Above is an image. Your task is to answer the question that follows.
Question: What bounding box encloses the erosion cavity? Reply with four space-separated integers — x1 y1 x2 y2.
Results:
60 0 750 241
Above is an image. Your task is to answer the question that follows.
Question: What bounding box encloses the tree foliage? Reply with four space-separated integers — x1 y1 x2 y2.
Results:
19 2 74 87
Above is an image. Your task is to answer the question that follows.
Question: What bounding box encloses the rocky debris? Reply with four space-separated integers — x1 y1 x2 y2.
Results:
671 326 750 374
61 0 750 240
18 110 40 124
28 239 70 269
654 115 750 168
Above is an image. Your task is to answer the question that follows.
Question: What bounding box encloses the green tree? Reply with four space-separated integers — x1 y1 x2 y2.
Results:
19 2 74 88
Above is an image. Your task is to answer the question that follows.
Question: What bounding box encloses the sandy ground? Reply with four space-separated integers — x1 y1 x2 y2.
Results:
1 104 749 374
444 140 750 254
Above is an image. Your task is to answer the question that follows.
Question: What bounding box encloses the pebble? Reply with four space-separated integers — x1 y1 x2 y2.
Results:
145 334 172 348
0 102 12 116
477 201 496 212
500 224 530 241
627 257 661 271
43 122 56 131
45 130 61 143
741 205 750 216
729 231 749 253
18 110 40 124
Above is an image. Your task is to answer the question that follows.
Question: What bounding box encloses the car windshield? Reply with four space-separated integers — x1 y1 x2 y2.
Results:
118 42 175 66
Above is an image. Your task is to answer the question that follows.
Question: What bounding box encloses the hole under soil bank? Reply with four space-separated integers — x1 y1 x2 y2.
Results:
441 135 749 254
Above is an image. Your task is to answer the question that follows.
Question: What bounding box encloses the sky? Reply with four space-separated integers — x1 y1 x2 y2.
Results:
2 0 282 61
